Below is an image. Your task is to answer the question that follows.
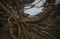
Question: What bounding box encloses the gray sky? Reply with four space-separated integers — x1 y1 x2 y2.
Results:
24 0 45 15
24 0 60 15
54 0 60 5
24 7 43 15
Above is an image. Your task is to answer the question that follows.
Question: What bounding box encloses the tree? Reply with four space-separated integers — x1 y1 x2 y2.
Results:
0 0 59 39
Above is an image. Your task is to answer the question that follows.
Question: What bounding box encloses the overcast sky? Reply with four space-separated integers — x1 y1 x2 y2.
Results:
24 0 60 15
24 0 45 15
54 0 60 5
